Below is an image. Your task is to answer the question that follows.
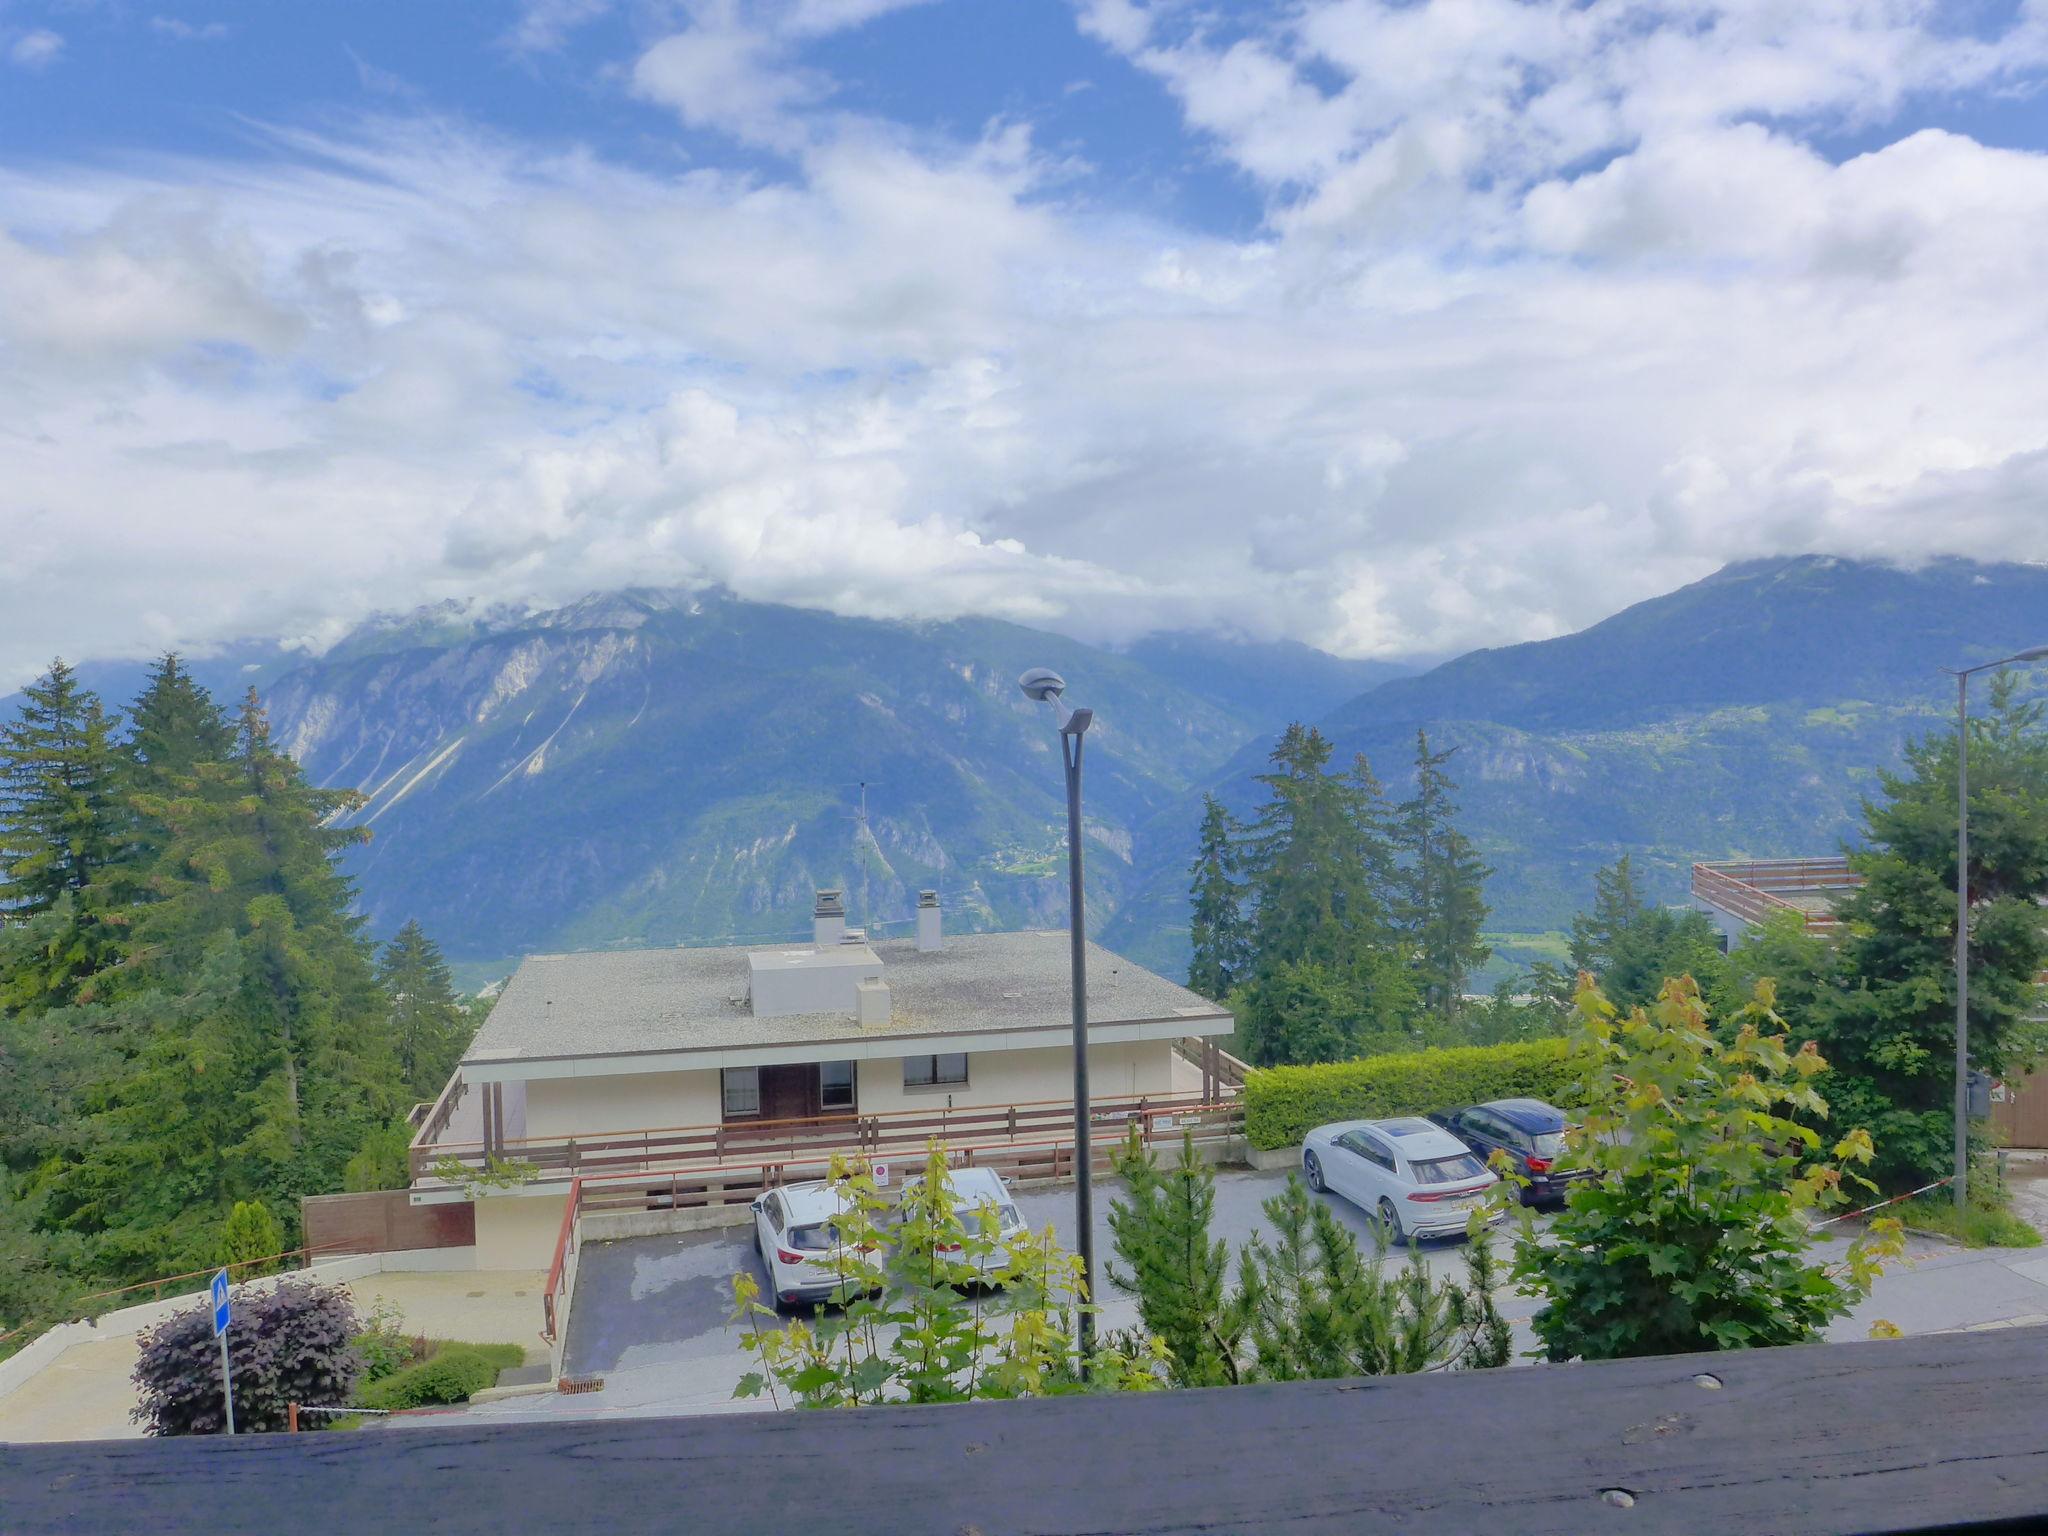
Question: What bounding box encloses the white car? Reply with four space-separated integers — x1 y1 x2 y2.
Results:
751 1181 863 1311
892 1165 1029 1282
1300 1117 1501 1242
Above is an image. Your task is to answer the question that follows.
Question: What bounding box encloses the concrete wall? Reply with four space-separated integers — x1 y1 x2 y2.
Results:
523 1070 723 1140
473 1191 571 1271
855 1040 1174 1117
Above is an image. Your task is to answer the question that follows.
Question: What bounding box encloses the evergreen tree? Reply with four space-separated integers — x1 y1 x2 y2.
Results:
1105 1129 1240 1386
377 919 474 1100
42 691 402 1275
122 654 233 868
1186 795 1247 1003
1395 731 1491 1023
0 660 126 1007
1812 675 2048 1186
1569 855 1647 974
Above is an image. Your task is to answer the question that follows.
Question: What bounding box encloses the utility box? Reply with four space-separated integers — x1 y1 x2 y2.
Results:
1969 1070 1994 1121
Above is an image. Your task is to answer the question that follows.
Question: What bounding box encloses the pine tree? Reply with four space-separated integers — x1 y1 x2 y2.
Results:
1186 795 1246 1002
1396 731 1491 1023
1569 855 1647 974
377 919 474 1100
0 660 126 1007
1105 1129 1240 1386
122 654 233 868
1812 674 2048 1186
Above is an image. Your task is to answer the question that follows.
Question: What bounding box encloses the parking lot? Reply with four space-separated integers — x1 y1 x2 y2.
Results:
450 1164 2048 1429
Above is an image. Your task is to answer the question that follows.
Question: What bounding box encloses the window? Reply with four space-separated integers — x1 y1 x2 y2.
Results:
722 1066 761 1118
786 1222 841 1253
761 1193 785 1233
903 1053 968 1087
1342 1132 1394 1170
820 1060 856 1110
1409 1152 1488 1185
1532 1131 1566 1160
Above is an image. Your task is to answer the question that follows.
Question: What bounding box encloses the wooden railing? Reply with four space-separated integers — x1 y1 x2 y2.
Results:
418 1090 1240 1183
1691 856 1860 932
1174 1036 1251 1098
408 1070 469 1168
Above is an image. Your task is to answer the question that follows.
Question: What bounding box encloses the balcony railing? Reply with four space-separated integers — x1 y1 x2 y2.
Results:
419 1089 1246 1185
1692 856 1860 932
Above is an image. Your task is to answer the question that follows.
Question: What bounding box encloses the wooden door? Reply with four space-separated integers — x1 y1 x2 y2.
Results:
758 1064 819 1123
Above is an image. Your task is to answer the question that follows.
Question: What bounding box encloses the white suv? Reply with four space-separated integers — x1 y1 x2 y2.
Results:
751 1181 862 1311
893 1165 1029 1282
1300 1116 1500 1241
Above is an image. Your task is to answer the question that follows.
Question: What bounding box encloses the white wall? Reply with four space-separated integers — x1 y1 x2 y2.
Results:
474 1191 570 1271
856 1040 1174 1116
522 1070 722 1139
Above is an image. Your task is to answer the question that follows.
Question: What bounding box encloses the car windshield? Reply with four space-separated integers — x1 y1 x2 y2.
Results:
1533 1132 1565 1159
1409 1153 1487 1185
786 1222 842 1252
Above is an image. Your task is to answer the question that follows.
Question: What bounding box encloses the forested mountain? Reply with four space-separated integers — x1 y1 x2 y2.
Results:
249 590 1361 973
1104 556 2048 977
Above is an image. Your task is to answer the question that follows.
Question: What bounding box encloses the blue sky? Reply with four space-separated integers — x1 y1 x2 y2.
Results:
4 0 2048 685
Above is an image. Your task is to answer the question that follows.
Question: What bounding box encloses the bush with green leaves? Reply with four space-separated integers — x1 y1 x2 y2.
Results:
1107 1129 1509 1386
132 1280 360 1435
218 1200 285 1274
1508 975 1905 1361
349 1300 428 1383
355 1345 514 1409
1244 1037 1580 1150
730 1145 1163 1408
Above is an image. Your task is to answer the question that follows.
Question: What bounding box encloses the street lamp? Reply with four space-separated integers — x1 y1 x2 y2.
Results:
1945 644 2048 1211
1018 666 1097 1365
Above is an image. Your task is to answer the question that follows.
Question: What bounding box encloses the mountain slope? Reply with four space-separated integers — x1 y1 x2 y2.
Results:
1104 556 2048 978
256 589 1349 968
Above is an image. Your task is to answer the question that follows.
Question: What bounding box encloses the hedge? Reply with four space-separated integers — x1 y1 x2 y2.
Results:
1244 1038 1585 1150
354 1344 520 1411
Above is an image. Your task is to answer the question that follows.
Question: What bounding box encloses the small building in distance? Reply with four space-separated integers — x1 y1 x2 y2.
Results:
401 889 1237 1266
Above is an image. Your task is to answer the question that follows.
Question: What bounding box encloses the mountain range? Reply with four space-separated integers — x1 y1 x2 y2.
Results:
11 556 2042 987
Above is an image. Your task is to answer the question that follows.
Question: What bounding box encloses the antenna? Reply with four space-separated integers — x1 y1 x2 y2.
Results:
845 780 882 936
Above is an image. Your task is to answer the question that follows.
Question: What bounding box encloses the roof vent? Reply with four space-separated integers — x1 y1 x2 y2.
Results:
855 976 891 1028
916 890 941 952
813 889 845 949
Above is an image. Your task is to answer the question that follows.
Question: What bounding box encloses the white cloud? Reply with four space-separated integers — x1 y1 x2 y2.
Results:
150 18 231 43
8 28 62 69
5 3 2048 686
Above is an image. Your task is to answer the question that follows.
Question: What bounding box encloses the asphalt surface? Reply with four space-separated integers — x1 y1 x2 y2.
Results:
448 1163 2048 1429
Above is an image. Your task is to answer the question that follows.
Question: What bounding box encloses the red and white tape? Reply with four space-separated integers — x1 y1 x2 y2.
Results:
1809 1176 1955 1231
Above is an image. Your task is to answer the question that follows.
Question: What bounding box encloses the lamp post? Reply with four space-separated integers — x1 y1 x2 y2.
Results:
1945 645 2048 1211
1018 666 1097 1366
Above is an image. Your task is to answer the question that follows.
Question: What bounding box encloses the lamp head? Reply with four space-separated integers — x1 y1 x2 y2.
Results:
2015 645 2048 663
1017 667 1066 703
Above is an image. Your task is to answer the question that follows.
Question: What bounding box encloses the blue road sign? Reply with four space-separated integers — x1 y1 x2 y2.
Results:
210 1268 231 1336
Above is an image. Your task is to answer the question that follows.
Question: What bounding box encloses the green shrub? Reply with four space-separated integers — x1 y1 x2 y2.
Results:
354 1346 507 1410
1894 1194 2043 1249
1243 1038 1581 1149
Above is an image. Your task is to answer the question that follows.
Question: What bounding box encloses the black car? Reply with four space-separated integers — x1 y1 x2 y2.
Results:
1430 1098 1591 1206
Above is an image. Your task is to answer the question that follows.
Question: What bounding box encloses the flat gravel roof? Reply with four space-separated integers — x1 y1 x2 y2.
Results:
466 930 1230 1065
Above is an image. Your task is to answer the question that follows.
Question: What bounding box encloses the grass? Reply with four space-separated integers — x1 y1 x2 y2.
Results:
334 1338 529 1424
1893 1193 2043 1249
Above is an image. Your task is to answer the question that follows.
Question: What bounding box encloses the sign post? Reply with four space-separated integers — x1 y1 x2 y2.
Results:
210 1268 234 1437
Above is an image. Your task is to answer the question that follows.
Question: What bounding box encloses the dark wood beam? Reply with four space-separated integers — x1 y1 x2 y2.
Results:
6 1325 2046 1535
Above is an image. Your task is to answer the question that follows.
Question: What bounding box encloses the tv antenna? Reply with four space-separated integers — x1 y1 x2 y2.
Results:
846 780 882 935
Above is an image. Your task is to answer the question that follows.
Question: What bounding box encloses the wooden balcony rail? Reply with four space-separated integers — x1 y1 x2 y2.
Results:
415 1089 1240 1183
407 1069 470 1167
19 1324 2048 1533
1691 857 1861 933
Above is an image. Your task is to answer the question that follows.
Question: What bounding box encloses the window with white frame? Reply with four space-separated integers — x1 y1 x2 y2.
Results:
722 1066 761 1118
902 1052 968 1088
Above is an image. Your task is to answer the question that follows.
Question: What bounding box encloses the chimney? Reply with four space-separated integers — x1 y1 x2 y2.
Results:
813 889 846 949
916 890 942 952
855 976 892 1027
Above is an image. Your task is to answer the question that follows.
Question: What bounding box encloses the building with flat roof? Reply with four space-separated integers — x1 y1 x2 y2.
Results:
399 890 1237 1267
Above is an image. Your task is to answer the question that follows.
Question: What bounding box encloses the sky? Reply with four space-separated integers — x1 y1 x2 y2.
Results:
3 0 2048 687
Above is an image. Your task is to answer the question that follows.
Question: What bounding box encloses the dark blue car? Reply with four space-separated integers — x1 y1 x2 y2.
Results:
1430 1098 1592 1206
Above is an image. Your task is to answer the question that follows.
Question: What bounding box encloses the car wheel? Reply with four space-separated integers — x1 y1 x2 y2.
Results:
1379 1198 1403 1242
1303 1151 1325 1193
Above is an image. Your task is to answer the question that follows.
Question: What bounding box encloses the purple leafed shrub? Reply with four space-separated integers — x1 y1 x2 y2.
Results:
131 1280 362 1435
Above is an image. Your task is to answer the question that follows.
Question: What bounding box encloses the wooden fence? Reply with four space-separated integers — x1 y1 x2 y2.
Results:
1691 856 1859 932
300 1190 477 1258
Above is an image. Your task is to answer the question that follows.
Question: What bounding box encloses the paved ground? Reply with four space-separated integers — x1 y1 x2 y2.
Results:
0 1268 546 1444
452 1165 2048 1430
